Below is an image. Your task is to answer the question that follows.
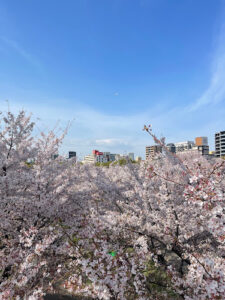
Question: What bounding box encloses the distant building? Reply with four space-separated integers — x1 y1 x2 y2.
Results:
93 150 107 163
115 154 122 161
51 154 59 160
145 145 162 160
166 143 176 153
101 152 116 162
83 154 96 164
103 152 110 162
128 153 134 161
194 137 209 155
115 154 128 161
197 145 209 155
92 150 103 156
195 137 208 146
174 141 195 152
109 153 116 161
68 151 76 159
215 131 225 158
192 145 209 156
135 156 142 162
83 150 115 164
209 151 216 157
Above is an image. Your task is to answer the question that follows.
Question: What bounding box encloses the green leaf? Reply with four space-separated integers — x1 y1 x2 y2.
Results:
108 251 117 257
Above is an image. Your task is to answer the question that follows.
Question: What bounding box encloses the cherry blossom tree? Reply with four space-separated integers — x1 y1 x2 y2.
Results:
0 111 224 300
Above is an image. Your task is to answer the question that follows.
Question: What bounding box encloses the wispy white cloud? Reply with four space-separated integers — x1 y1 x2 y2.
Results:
188 25 225 111
0 36 43 72
95 138 128 146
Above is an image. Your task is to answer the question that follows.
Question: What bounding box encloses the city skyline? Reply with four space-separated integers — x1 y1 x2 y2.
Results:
63 131 222 161
0 0 225 159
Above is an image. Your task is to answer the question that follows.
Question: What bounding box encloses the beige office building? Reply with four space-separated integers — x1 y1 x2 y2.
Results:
145 145 162 160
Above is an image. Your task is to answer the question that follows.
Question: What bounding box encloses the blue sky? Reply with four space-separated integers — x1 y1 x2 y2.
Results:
0 0 225 159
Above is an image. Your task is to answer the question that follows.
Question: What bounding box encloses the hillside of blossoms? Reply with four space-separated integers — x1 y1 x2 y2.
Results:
0 110 224 300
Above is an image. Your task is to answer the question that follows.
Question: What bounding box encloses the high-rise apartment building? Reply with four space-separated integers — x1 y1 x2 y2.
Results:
215 131 225 157
145 145 162 160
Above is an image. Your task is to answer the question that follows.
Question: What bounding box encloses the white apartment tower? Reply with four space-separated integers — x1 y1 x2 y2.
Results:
215 131 225 157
